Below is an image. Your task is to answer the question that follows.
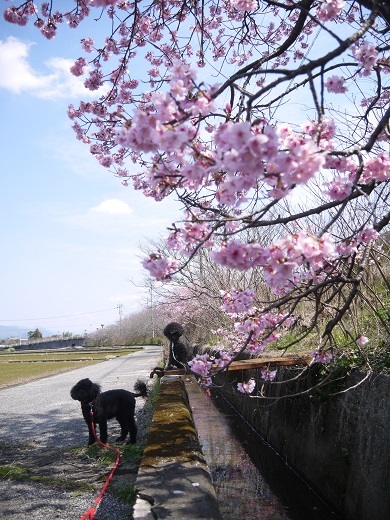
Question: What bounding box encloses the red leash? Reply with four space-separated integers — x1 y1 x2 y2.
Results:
80 406 122 520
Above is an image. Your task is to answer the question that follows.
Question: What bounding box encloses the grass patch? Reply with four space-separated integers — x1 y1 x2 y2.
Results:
77 442 145 466
0 463 95 491
0 360 99 387
0 465 27 479
121 443 145 462
85 444 118 466
116 484 137 504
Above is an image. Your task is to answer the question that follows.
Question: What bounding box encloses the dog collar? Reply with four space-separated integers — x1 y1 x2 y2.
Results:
81 400 94 407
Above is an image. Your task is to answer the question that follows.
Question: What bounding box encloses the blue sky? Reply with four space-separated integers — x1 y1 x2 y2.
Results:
0 14 180 335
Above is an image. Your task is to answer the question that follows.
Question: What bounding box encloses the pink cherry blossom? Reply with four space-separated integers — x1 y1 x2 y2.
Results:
261 369 277 382
214 351 233 369
311 349 333 364
356 335 369 346
211 241 268 271
316 0 345 22
237 378 256 394
246 340 267 356
352 41 378 76
142 253 178 281
70 57 88 77
4 7 29 26
188 354 213 377
325 176 353 200
356 227 378 243
81 38 95 53
89 0 118 7
221 289 255 314
325 75 347 94
84 69 104 90
231 0 257 12
361 153 390 183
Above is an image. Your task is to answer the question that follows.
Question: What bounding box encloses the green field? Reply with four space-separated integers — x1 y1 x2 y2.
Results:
0 347 142 388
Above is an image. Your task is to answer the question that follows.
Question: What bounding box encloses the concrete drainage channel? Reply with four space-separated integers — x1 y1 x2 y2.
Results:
133 374 341 520
133 375 222 519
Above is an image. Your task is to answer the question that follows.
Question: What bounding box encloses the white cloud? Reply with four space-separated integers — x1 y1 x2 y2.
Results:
109 290 146 306
59 199 138 235
0 37 41 92
0 36 106 99
90 199 134 216
58 196 178 236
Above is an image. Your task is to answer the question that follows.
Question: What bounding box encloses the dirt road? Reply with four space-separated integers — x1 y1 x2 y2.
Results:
0 345 162 519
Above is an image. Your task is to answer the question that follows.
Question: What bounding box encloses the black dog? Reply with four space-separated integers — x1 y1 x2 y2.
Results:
70 378 147 445
163 322 194 369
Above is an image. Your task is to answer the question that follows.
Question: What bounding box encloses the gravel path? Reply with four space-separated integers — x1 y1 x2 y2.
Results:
0 345 162 519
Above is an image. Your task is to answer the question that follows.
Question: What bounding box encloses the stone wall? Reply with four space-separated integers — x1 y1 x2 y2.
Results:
214 368 389 520
12 338 85 351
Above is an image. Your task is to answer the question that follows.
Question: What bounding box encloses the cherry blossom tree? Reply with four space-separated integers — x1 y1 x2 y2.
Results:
5 0 389 392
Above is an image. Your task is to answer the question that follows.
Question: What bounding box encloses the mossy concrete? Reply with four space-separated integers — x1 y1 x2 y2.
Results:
133 376 222 519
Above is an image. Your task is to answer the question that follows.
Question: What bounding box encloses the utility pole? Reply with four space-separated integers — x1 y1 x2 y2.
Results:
150 282 155 339
117 303 123 345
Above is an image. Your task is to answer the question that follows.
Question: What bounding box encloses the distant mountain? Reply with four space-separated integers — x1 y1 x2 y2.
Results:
0 325 54 340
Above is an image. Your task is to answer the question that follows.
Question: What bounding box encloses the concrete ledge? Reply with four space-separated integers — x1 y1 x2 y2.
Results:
133 376 222 519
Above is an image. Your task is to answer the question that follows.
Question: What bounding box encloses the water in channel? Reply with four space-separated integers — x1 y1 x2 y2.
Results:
189 384 342 520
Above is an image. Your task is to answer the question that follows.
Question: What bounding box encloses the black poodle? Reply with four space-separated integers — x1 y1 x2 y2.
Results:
70 378 147 445
163 322 194 369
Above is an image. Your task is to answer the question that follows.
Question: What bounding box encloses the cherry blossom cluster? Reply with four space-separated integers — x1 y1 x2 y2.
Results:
212 307 296 360
214 121 326 201
214 351 233 369
235 311 296 339
325 175 354 201
4 0 389 390
4 3 35 26
213 324 280 357
316 0 345 23
220 289 256 315
352 40 379 76
261 369 277 382
117 94 328 208
188 354 213 377
165 213 214 256
188 350 233 379
233 311 296 357
4 1 91 39
89 0 118 7
211 232 337 294
356 335 369 347
325 153 389 202
116 60 215 156
70 57 88 77
141 253 178 282
311 349 333 364
333 226 379 261
237 378 256 394
230 0 257 13
361 153 390 183
324 75 347 94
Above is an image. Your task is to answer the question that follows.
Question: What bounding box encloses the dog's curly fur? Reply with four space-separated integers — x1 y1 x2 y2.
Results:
163 322 194 369
70 378 147 445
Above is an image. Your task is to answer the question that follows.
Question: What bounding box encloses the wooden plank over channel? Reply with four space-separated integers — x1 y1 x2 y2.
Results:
159 354 313 377
223 355 313 371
